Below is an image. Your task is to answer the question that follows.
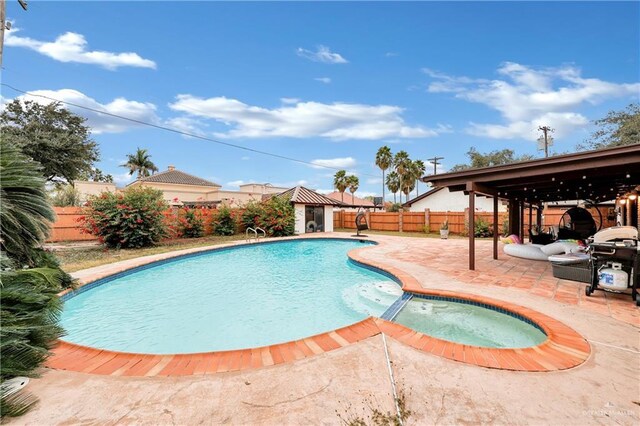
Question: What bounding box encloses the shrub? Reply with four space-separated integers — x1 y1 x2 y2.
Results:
177 207 205 238
502 218 510 237
260 195 295 237
81 186 168 248
50 184 81 207
387 203 402 212
474 217 492 237
240 200 264 232
212 205 236 236
422 224 431 234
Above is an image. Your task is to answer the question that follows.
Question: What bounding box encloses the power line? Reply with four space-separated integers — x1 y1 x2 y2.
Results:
1 83 380 178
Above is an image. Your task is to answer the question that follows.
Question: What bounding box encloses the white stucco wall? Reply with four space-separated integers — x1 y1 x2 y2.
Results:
293 204 334 233
407 187 507 212
294 204 306 234
324 205 334 232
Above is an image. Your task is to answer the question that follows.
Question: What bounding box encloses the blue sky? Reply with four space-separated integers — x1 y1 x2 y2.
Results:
3 1 639 198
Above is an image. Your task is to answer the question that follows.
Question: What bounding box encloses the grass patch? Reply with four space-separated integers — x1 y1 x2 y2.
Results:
53 235 246 272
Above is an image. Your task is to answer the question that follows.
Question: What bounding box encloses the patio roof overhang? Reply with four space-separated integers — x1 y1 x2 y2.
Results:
423 144 640 203
421 144 640 270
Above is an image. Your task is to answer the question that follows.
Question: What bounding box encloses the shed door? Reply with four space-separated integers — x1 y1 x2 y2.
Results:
305 206 324 232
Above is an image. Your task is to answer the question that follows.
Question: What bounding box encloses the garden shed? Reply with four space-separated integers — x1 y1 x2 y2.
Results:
278 186 342 234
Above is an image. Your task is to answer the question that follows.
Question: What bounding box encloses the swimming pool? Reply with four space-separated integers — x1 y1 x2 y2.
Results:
61 239 398 354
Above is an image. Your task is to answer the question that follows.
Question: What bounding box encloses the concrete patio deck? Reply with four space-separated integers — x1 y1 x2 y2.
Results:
10 234 639 425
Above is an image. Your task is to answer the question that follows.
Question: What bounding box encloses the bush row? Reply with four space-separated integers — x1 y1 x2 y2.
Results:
80 187 295 249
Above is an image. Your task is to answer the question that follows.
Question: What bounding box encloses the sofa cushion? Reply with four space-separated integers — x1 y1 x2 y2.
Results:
503 244 549 261
540 241 578 256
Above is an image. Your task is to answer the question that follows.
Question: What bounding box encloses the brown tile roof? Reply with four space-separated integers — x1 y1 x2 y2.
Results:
133 169 220 187
278 186 342 206
325 191 375 207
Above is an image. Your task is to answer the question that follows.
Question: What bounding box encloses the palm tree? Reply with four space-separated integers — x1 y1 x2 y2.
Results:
0 140 67 416
385 171 400 204
375 146 393 204
346 175 360 205
123 148 158 178
0 141 55 263
401 172 416 203
333 170 348 203
393 151 411 203
412 159 426 198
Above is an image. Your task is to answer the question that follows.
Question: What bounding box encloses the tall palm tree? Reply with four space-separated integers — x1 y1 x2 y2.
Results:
393 151 411 203
346 175 360 205
123 148 158 179
375 146 393 204
333 170 348 204
401 172 416 203
412 159 426 198
385 171 400 204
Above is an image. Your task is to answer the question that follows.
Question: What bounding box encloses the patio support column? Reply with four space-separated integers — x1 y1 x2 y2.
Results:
469 189 475 270
508 199 520 236
493 196 498 260
537 203 543 228
519 201 525 241
528 204 533 242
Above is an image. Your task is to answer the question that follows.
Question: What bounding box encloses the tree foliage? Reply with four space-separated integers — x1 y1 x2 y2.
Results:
346 175 360 204
375 146 393 203
78 168 113 183
0 100 99 183
80 186 168 248
122 148 158 178
449 147 534 172
579 103 640 150
0 140 73 418
50 185 82 207
333 170 348 203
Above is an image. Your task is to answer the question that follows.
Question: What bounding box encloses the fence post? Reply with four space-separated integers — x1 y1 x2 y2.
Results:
424 208 430 232
399 209 403 232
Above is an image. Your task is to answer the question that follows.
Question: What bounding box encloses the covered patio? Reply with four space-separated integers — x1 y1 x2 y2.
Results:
425 144 640 270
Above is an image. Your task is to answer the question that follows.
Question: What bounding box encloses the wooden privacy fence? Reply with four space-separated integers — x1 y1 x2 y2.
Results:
48 207 94 242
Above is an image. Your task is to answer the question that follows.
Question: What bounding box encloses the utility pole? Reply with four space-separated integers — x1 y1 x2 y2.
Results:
426 156 444 175
0 0 28 67
537 126 554 158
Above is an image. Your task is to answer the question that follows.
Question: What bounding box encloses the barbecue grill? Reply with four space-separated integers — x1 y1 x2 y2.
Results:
586 226 639 305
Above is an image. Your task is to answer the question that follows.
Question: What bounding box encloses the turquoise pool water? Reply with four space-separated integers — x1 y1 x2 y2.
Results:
61 239 399 354
393 298 547 348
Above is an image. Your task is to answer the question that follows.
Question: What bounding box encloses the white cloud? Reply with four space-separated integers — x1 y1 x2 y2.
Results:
366 177 383 185
5 28 156 70
169 95 438 140
315 188 334 194
113 172 135 185
314 77 332 84
226 180 245 188
385 52 399 58
310 157 357 169
12 89 159 134
165 116 207 137
281 97 300 104
423 62 639 139
296 45 348 64
241 156 250 161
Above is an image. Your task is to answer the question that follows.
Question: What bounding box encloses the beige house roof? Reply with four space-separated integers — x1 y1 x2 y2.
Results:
325 191 375 207
130 167 220 187
278 186 342 206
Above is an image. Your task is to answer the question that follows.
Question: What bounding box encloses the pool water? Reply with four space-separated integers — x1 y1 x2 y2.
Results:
393 298 547 348
61 239 397 354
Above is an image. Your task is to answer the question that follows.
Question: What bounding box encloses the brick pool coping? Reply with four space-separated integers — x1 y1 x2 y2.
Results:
48 236 590 376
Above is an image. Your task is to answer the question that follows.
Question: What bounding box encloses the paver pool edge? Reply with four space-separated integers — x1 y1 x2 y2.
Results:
48 235 590 375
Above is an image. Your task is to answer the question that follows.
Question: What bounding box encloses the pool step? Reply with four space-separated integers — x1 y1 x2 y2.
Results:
342 281 402 316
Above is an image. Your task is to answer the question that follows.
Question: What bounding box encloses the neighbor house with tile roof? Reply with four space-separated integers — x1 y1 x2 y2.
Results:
124 165 287 207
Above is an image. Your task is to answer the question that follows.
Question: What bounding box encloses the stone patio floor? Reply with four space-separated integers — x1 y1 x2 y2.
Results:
10 234 639 425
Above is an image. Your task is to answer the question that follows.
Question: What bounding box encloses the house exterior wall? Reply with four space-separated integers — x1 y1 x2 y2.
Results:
324 205 334 232
294 204 306 234
407 187 507 212
238 184 288 194
74 181 117 203
130 181 218 203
